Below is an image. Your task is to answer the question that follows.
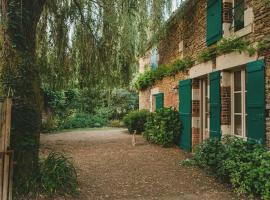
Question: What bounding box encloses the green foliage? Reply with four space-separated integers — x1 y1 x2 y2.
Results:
39 152 78 197
143 108 181 147
133 58 193 91
257 38 270 53
192 136 270 199
216 37 255 56
197 47 217 63
197 37 257 63
42 88 138 132
109 88 139 119
193 139 226 175
123 109 150 134
109 120 124 128
14 152 78 198
61 110 111 130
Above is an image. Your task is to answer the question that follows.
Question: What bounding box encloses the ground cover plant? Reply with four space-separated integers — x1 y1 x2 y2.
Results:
187 136 270 199
143 107 181 147
14 152 78 199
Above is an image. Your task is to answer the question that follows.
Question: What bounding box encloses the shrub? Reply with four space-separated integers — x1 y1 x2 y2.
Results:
14 152 79 198
60 112 109 129
109 120 124 127
192 136 270 199
193 139 226 176
39 152 79 197
123 109 150 134
143 108 181 147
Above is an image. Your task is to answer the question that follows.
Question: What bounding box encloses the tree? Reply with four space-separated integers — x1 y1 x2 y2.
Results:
0 0 178 193
0 0 47 189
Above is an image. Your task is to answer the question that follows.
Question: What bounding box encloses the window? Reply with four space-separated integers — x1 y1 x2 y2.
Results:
233 0 245 31
200 78 210 141
231 69 247 137
150 48 158 69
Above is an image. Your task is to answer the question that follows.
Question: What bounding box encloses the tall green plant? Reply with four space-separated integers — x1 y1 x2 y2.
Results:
144 108 181 147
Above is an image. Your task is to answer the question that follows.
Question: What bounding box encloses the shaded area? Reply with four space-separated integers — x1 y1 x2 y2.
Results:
40 128 240 200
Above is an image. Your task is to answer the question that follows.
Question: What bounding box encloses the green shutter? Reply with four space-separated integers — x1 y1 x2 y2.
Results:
210 71 221 139
246 60 265 144
206 0 222 46
155 93 164 110
179 79 192 151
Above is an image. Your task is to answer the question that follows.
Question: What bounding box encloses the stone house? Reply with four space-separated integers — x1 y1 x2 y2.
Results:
138 0 270 151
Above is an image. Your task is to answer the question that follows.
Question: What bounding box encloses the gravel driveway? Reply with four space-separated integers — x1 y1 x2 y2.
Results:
40 128 240 200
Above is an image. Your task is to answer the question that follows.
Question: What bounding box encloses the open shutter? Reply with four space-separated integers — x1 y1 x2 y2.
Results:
210 71 221 139
179 79 192 151
206 0 222 46
246 60 265 144
155 93 164 110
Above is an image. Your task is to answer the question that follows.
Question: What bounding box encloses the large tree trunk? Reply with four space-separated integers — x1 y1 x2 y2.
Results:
1 0 46 192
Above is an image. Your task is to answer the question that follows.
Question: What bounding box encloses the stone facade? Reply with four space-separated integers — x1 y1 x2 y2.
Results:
139 0 270 150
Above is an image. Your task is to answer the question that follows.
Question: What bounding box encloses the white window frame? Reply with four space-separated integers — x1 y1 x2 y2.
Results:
231 68 247 138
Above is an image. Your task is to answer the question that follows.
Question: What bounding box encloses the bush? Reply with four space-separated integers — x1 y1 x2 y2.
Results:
14 152 79 198
123 109 150 134
143 108 181 147
192 136 270 199
60 112 109 129
193 139 226 176
39 152 79 197
109 120 124 127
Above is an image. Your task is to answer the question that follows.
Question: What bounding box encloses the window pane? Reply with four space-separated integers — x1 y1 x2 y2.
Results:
234 0 245 31
234 115 242 136
234 93 242 113
234 71 242 91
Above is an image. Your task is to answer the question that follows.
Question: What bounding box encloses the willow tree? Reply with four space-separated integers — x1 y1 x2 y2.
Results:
0 0 178 192
1 0 47 189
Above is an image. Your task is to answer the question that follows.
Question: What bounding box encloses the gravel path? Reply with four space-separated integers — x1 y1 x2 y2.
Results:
40 128 240 200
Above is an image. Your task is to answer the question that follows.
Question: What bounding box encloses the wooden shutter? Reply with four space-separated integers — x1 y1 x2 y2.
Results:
210 71 221 139
206 0 222 46
246 60 265 144
179 79 192 151
155 93 164 110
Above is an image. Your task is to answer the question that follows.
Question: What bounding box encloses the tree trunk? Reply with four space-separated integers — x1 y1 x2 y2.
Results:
1 0 46 192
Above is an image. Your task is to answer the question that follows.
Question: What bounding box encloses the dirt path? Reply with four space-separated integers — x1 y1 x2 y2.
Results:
40 128 240 200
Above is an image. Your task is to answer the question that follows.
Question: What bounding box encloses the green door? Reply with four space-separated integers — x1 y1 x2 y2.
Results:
210 71 221 139
155 93 164 110
179 79 192 151
246 60 265 144
206 0 222 46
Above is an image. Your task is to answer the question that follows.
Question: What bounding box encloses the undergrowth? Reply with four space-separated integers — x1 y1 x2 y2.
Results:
14 152 79 199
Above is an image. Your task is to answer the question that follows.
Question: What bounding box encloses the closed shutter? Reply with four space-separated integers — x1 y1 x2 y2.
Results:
210 71 221 139
246 60 265 144
179 79 192 151
206 0 222 46
155 93 164 110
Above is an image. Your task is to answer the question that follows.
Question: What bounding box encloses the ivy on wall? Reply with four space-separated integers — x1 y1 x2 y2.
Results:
135 36 270 91
133 58 192 91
